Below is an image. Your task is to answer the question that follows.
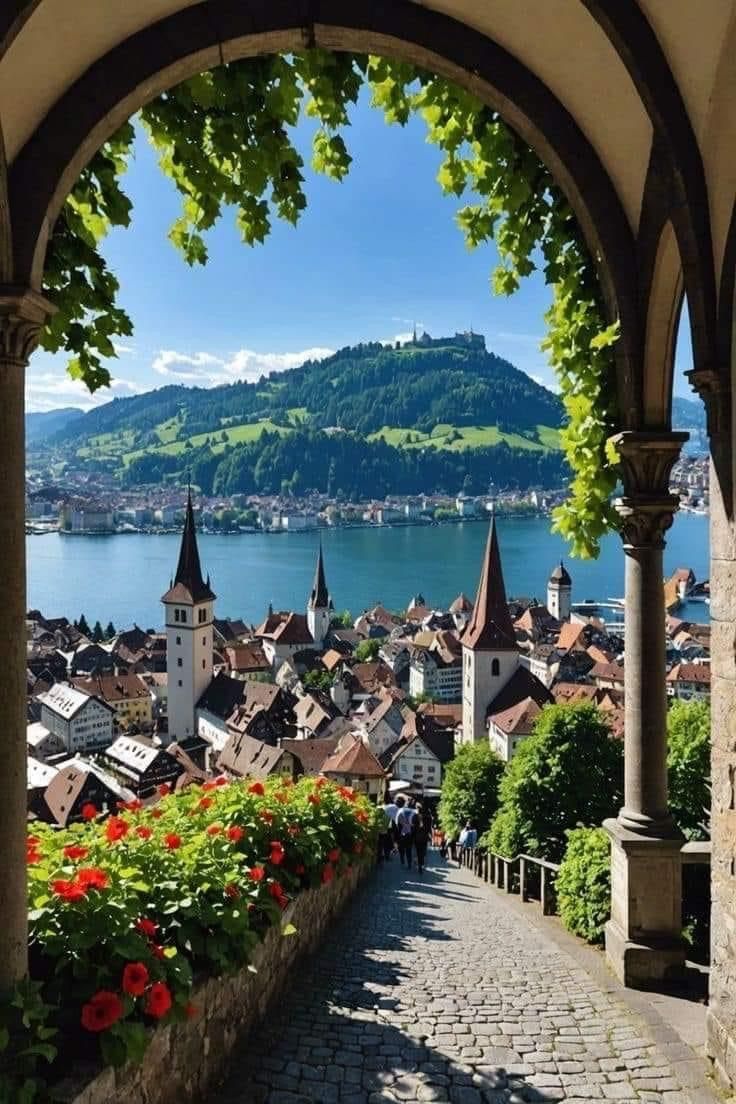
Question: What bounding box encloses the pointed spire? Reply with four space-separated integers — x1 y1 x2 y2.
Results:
308 540 330 609
462 519 517 651
161 489 216 604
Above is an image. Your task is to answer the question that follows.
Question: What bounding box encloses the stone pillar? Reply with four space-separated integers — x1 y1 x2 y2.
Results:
0 287 54 991
604 430 688 987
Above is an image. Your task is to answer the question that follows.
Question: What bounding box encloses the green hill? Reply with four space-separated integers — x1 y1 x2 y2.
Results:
38 333 568 496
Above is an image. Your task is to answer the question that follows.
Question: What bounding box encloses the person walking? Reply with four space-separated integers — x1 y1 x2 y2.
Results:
380 795 399 862
412 809 430 875
395 798 417 868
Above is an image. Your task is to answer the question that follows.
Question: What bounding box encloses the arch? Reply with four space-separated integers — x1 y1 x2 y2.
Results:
5 0 643 424
580 0 717 378
642 220 684 427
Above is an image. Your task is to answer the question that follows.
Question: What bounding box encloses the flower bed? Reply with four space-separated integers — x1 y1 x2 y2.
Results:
4 776 378 1102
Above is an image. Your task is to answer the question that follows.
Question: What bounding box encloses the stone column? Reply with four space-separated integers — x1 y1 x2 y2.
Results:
604 430 688 987
0 287 54 991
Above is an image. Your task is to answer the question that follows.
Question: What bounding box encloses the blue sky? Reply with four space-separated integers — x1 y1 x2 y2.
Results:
26 89 694 412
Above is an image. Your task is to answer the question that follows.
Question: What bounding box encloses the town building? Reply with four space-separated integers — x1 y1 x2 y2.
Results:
71 672 153 731
547 561 572 621
320 734 385 800
461 520 552 755
161 491 216 745
306 543 332 650
37 683 115 753
103 734 185 797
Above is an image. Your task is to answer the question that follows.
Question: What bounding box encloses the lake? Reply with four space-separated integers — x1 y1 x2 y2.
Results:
26 512 710 631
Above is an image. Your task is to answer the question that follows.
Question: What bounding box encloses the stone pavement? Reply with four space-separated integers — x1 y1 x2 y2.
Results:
211 854 718 1104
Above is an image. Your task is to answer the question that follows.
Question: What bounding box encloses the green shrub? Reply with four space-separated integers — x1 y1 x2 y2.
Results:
556 826 611 944
438 742 504 838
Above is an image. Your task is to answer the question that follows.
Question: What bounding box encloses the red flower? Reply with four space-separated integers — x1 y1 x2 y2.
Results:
150 943 166 960
76 867 109 890
275 791 288 804
226 825 244 843
185 1001 198 1019
52 878 87 902
135 918 158 938
158 783 171 796
81 803 98 821
105 816 129 843
225 883 240 899
248 866 265 882
145 981 172 1019
269 841 285 865
122 961 149 997
207 824 222 836
136 825 153 840
201 780 217 792
81 990 124 1032
118 799 142 812
63 845 89 861
198 796 214 811
27 841 41 865
295 864 306 876
259 810 274 824
315 777 327 789
268 881 288 910
150 808 163 819
308 794 321 806
328 848 340 863
356 810 369 824
321 865 334 885
164 833 182 850
248 781 265 796
214 776 228 787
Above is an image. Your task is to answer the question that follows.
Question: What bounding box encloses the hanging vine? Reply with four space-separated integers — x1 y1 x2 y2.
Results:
41 50 620 557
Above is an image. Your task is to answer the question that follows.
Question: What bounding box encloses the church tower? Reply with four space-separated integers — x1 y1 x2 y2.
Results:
307 541 332 650
161 491 216 744
547 560 572 621
461 520 519 744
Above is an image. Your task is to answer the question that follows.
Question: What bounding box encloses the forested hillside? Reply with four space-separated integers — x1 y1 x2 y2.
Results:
37 335 570 494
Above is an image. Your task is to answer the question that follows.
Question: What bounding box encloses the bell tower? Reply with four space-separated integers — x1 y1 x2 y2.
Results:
307 541 332 650
161 491 215 743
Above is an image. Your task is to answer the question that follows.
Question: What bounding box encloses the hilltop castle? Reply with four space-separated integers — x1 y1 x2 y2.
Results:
405 327 486 351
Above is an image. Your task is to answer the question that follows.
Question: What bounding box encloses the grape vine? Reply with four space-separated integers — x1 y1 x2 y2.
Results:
41 50 620 556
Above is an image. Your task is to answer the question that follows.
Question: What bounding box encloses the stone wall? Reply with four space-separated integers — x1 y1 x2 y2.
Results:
706 438 736 1090
59 865 369 1104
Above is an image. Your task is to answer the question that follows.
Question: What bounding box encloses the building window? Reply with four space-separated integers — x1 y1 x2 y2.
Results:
179 609 187 624
491 658 500 677
202 636 206 646
178 679 182 687
174 609 180 623
198 608 207 624
202 659 206 669
177 658 182 667
175 635 181 645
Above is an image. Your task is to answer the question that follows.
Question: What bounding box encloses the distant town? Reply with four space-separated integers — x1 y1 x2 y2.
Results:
25 452 709 536
26 498 709 829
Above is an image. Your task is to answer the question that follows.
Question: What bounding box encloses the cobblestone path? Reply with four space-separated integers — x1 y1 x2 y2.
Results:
212 856 714 1104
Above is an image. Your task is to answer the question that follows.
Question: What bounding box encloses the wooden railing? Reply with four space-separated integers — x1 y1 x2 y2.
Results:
460 846 561 915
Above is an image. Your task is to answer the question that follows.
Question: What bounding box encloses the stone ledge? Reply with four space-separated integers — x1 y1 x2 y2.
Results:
57 863 371 1104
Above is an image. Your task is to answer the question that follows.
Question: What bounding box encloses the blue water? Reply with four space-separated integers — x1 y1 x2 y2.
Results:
26 512 710 630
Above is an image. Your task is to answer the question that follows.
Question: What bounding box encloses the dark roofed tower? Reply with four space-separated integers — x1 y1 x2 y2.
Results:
161 490 216 744
307 540 332 649
461 520 519 744
547 560 572 621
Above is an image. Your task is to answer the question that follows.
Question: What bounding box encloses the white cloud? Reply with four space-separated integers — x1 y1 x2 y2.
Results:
25 372 142 413
152 346 335 387
112 342 136 355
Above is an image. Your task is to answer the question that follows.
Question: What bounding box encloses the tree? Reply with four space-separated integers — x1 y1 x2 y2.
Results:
77 613 91 637
667 699 710 840
354 639 381 662
302 669 333 693
486 703 623 863
105 621 116 639
92 620 104 643
330 610 353 629
438 743 504 838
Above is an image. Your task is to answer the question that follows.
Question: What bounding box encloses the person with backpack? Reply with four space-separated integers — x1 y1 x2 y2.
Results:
395 797 417 868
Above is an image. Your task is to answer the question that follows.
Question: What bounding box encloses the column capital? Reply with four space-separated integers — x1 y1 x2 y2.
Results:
0 286 55 367
609 430 688 550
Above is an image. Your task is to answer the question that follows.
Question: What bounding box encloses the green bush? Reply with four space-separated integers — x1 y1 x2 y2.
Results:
667 699 710 840
438 742 504 838
556 827 611 944
484 702 622 862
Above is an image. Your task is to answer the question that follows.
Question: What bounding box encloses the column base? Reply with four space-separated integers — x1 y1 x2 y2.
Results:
604 818 686 988
604 919 686 987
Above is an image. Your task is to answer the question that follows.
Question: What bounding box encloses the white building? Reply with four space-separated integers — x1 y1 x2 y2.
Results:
456 494 477 517
388 735 443 790
409 640 463 702
547 561 572 621
161 491 216 744
37 683 115 753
